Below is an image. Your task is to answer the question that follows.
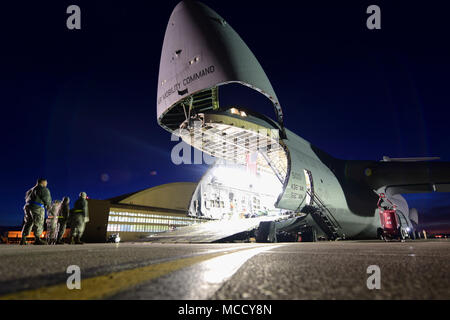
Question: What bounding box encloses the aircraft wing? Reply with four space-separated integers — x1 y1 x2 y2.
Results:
345 159 450 194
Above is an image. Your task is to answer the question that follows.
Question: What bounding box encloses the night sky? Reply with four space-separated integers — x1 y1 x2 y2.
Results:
1 0 449 231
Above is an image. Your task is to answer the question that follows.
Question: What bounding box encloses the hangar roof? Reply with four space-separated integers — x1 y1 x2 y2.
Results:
108 182 197 212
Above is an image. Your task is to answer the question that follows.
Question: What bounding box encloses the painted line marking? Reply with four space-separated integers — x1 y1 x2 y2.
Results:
112 244 282 299
0 245 274 300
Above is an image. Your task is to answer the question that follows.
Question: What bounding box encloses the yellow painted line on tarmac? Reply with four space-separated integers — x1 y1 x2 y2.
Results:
0 246 266 300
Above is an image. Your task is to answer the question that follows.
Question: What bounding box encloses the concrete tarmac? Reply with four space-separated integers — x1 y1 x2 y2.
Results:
0 240 449 299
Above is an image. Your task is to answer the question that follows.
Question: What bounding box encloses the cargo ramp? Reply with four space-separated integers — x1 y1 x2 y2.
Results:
142 215 290 243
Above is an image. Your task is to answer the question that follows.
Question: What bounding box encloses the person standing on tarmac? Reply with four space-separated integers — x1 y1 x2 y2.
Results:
46 200 61 244
70 192 89 244
56 197 70 244
21 178 52 245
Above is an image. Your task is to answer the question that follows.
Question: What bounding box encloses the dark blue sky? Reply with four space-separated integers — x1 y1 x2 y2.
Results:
0 0 449 229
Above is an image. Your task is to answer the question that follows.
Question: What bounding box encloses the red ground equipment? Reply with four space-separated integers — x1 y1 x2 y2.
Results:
377 193 401 240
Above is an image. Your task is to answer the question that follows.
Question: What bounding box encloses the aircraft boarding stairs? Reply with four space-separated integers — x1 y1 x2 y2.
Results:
301 190 343 240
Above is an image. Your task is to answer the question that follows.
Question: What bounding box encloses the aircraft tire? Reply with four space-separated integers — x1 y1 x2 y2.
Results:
377 228 384 241
256 221 276 243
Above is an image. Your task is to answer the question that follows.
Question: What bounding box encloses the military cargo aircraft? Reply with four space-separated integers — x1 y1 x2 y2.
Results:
156 1 450 241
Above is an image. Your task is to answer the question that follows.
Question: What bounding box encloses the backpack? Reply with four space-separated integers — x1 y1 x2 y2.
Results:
25 186 37 203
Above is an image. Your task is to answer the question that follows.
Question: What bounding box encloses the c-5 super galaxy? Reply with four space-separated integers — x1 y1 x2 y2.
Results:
156 1 450 241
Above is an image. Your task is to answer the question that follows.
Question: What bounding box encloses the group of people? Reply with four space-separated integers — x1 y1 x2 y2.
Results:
21 178 90 245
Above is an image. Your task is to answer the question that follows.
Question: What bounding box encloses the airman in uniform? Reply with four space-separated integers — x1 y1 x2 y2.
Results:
56 197 70 244
70 192 89 244
46 200 61 244
21 178 52 245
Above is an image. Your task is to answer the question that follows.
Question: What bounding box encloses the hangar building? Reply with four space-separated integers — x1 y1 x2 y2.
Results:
83 182 208 242
83 164 287 243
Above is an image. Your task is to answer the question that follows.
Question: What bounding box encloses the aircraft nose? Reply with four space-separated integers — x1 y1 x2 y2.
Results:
157 1 280 121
